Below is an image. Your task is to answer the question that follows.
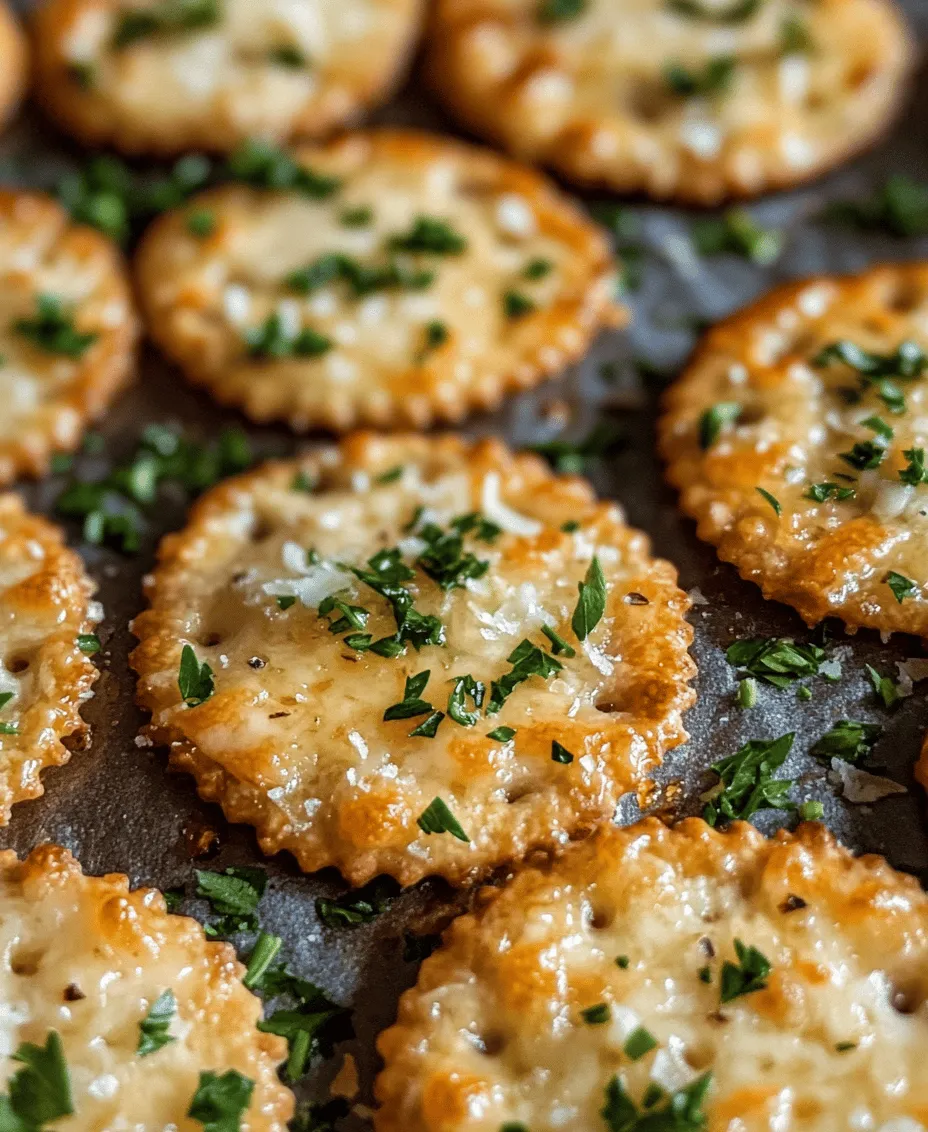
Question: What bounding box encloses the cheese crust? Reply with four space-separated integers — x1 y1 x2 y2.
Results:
0 494 99 824
31 0 425 155
660 265 928 635
0 1 27 133
426 0 912 204
0 843 292 1129
376 817 928 1132
134 130 621 432
0 191 137 486
130 434 695 887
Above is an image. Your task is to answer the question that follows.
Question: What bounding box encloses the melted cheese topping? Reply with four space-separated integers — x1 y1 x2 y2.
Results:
131 435 695 886
661 265 928 635
428 0 911 203
376 818 928 1132
0 844 291 1129
0 191 136 485
0 493 99 823
33 0 423 153
135 130 619 430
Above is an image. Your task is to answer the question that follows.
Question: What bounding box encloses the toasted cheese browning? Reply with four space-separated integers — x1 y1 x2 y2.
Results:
131 434 695 887
376 818 928 1132
660 265 928 635
134 130 621 431
0 844 292 1129
0 494 100 824
0 1 27 132
32 0 425 154
427 0 912 203
0 191 137 486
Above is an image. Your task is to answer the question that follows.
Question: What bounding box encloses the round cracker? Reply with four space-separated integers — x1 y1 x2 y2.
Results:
0 0 27 133
376 816 928 1132
426 0 912 204
130 434 696 888
0 842 292 1128
31 0 425 155
0 494 100 824
134 129 622 432
660 265 928 636
0 191 137 486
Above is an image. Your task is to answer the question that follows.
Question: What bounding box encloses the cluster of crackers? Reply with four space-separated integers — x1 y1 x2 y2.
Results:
1 0 928 1128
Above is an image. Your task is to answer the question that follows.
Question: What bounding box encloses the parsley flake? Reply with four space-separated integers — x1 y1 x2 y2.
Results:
0 1031 73 1127
178 645 214 706
601 1072 711 1132
488 639 562 714
138 989 177 1056
541 624 576 657
798 800 824 821
900 447 928 485
885 570 917 603
866 664 900 710
623 1027 658 1060
487 726 516 742
572 556 606 641
691 209 782 265
187 1069 254 1132
417 797 470 842
699 401 741 448
227 139 340 199
316 877 398 928
703 733 796 826
825 175 928 237
245 313 331 359
384 672 435 721
537 0 587 20
737 677 757 709
195 866 267 937
448 675 486 727
531 421 625 474
389 217 467 256
725 637 825 688
664 55 735 97
15 294 98 359
113 0 220 47
720 940 771 1003
551 741 575 764
581 1003 610 1024
667 0 759 20
77 633 101 654
524 257 553 279
810 720 881 764
503 290 536 319
804 481 856 503
755 487 781 515
243 932 283 990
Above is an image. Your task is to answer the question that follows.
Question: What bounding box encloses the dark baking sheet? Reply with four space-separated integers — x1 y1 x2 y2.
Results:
3 0 928 1117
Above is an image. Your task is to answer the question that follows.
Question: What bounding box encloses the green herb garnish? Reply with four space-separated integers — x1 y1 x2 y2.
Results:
551 741 575 764
315 877 398 928
664 55 735 97
667 0 760 21
886 570 917 603
448 675 486 727
720 940 770 1003
187 1069 254 1132
195 866 267 937
699 402 741 448
113 0 221 48
691 209 782 265
243 932 283 990
866 664 900 710
703 733 796 826
537 0 587 21
798 800 825 820
227 139 340 199
138 989 177 1056
825 175 928 237
245 314 331 359
581 1003 610 1024
601 1073 711 1132
187 209 216 237
503 290 536 319
531 421 625 473
810 720 881 764
0 1031 73 1127
178 644 214 706
15 294 98 359
755 487 781 515
488 639 562 713
488 726 516 742
623 1027 658 1060
77 633 101 654
417 797 470 842
572 556 606 641
389 217 467 256
725 637 825 688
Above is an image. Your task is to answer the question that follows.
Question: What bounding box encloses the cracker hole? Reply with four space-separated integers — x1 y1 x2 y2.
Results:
886 284 922 313
200 633 222 647
890 983 921 1015
595 698 622 714
589 904 615 930
476 1031 506 1056
250 519 273 542
504 785 536 804
5 656 29 674
10 947 44 976
684 1041 714 1071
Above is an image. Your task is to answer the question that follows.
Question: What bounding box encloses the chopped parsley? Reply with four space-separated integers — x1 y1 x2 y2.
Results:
488 726 516 742
699 402 741 448
227 139 340 199
318 596 368 635
541 624 576 657
886 570 917 603
779 14 814 53
691 209 782 265
531 420 625 473
178 645 215 707
340 206 374 228
187 209 216 237
524 257 553 280
664 55 735 97
804 481 856 503
571 556 607 641
698 966 712 984
113 0 220 48
269 44 307 67
810 720 882 764
725 637 826 688
245 313 331 359
0 1031 73 1127
866 664 900 710
798 800 825 820
350 547 445 653
616 955 630 969
417 797 470 842
243 932 283 990
253 961 351 1081
537 0 587 21
814 339 926 385
503 290 536 319
410 511 497 591
77 633 101 654
551 741 575 764
900 447 928 485
835 1041 858 1053
448 675 486 727
720 940 771 1003
601 1072 711 1132
840 438 887 471
286 252 432 298
755 487 781 515
14 294 98 359
137 989 177 1056
581 1003 610 1024
315 877 398 928
384 672 441 737
0 692 16 736
667 0 759 21
195 866 267 937
187 1069 254 1132
389 217 467 256
276 596 296 611
420 320 449 360
623 1026 658 1060
488 639 562 713
737 677 757 709
703 733 796 826
825 175 928 237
